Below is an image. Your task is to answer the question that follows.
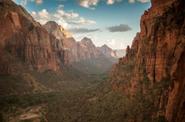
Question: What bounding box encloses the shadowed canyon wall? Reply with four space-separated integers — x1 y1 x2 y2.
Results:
111 0 185 121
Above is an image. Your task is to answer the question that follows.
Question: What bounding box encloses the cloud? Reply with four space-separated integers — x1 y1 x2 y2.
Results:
38 9 49 18
31 9 50 25
19 0 43 6
54 9 79 19
128 0 150 3
78 0 149 9
107 39 116 47
78 0 123 9
107 0 122 5
138 0 150 3
35 0 43 4
68 17 96 25
128 0 135 3
107 24 132 32
31 5 96 28
78 0 99 9
69 28 100 34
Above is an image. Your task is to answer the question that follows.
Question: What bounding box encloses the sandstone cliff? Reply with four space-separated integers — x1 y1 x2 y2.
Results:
77 37 103 60
0 0 64 74
44 22 117 65
111 0 185 121
98 44 117 58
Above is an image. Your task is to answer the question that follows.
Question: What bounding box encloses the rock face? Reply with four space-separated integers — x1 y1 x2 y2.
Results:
43 22 118 74
98 44 126 59
110 0 185 121
98 44 117 58
44 21 66 40
44 22 116 65
78 37 102 60
43 21 72 40
0 0 64 74
44 21 77 64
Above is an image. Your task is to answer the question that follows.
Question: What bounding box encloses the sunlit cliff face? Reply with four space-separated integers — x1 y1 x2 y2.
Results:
60 26 72 38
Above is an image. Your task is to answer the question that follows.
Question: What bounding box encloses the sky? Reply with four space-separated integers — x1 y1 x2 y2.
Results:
14 0 151 49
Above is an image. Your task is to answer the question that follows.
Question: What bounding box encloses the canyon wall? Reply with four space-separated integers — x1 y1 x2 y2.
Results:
44 22 117 65
111 0 185 121
0 0 64 74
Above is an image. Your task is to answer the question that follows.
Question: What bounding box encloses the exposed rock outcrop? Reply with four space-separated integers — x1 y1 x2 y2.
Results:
98 44 117 58
111 0 185 121
44 22 117 65
0 0 64 74
77 37 102 60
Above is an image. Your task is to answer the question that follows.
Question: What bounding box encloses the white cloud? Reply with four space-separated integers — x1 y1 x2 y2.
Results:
68 17 96 25
107 0 114 5
107 39 116 47
78 0 149 9
79 0 99 9
138 0 150 3
19 0 43 6
107 0 122 5
30 5 96 28
128 0 150 3
78 0 122 9
128 0 135 3
31 9 50 25
35 0 43 4
54 9 79 19
38 9 49 18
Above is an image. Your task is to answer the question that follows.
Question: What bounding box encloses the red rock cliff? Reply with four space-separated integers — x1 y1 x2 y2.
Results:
44 22 112 64
0 0 64 74
111 0 185 121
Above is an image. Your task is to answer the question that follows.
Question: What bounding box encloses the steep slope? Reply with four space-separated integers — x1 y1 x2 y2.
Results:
44 22 101 64
110 0 185 122
0 0 66 95
43 21 66 40
77 37 102 60
0 0 64 74
98 44 117 58
44 22 117 74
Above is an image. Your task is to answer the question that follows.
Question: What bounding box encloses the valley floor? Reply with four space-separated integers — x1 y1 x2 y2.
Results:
1 73 128 122
0 70 169 122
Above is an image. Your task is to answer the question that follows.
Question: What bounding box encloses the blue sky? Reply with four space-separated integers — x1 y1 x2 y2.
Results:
14 0 151 49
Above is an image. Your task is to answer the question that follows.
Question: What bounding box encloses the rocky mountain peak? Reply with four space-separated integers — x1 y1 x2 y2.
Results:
44 21 72 39
98 44 117 58
45 21 59 30
80 37 94 46
101 44 111 49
